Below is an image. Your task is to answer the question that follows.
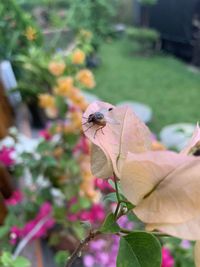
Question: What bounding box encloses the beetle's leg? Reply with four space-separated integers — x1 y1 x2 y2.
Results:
94 126 105 138
84 124 94 133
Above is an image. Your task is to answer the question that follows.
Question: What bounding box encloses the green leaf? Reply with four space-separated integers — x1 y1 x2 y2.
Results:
55 96 68 119
103 192 119 203
117 232 162 267
55 251 70 267
0 225 9 238
13 256 31 267
80 197 91 209
125 202 135 211
1 251 13 266
100 213 120 234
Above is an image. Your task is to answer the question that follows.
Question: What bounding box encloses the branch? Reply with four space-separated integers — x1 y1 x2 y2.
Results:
65 230 101 267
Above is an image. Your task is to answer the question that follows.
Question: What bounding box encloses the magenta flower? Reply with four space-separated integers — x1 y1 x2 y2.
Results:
68 197 105 224
73 136 90 155
161 247 174 267
39 129 52 141
10 202 55 245
5 190 23 206
0 146 15 167
94 178 114 193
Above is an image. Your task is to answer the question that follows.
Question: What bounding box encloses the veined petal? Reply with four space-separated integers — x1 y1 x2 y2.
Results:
134 157 200 224
121 150 189 205
83 101 151 178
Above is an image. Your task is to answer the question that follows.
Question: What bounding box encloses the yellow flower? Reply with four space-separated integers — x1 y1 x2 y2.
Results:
72 49 86 65
55 77 74 96
48 61 66 76
39 94 55 109
69 88 88 110
63 124 76 134
70 111 82 129
76 69 96 89
25 26 37 41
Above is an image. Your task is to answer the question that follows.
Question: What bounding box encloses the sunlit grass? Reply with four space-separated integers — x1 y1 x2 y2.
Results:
94 39 200 133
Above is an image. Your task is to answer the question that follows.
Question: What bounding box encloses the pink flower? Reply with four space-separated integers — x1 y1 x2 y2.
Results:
90 204 105 223
5 190 23 206
83 254 95 267
161 247 174 267
39 129 52 141
0 146 15 167
94 178 114 193
68 202 105 224
73 136 90 155
10 202 55 245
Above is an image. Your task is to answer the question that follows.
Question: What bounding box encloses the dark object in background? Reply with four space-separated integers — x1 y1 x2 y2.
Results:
192 1 200 66
0 164 13 199
0 192 7 225
134 0 200 64
27 100 47 129
86 53 101 68
148 0 200 64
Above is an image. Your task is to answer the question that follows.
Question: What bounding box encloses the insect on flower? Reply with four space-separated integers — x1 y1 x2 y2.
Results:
82 108 119 138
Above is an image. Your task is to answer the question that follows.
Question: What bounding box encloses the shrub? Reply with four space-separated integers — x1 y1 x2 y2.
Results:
126 26 160 54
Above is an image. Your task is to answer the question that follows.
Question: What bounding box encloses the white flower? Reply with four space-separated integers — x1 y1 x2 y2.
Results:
51 188 65 206
36 175 51 188
0 136 15 148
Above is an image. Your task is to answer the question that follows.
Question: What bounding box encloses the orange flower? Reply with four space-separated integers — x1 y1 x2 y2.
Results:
63 124 76 134
151 140 166 151
72 49 86 65
68 88 88 110
45 107 58 119
70 111 82 129
39 94 55 109
48 61 66 76
25 26 37 41
55 77 74 96
76 69 96 89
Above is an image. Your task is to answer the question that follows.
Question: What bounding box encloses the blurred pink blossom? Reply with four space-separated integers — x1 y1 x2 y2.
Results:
10 202 55 245
68 203 105 224
94 178 114 193
39 129 52 141
73 136 90 155
161 247 174 267
0 146 15 167
5 190 23 206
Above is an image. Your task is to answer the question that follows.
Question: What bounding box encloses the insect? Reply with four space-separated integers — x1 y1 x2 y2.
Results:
83 107 117 138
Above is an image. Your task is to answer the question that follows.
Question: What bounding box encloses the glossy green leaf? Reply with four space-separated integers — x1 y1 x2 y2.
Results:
100 213 120 233
117 232 161 267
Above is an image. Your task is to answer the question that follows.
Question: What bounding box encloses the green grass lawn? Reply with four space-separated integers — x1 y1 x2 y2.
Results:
93 39 200 133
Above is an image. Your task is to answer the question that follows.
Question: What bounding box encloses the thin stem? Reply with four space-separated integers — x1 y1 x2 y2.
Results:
119 228 132 234
65 230 100 267
151 232 169 237
113 173 121 218
113 173 120 203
